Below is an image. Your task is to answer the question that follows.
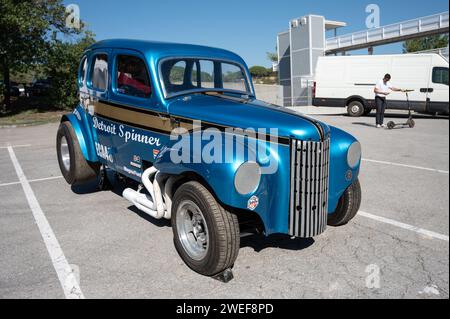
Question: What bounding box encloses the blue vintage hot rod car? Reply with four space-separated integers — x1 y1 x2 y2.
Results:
57 39 361 278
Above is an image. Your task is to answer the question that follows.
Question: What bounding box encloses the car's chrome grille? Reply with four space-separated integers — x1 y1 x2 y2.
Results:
289 138 330 238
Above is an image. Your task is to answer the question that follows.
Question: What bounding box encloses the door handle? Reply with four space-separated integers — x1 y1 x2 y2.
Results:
428 88 434 93
420 88 434 93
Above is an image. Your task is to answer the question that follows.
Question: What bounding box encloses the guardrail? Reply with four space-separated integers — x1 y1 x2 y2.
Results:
326 12 449 53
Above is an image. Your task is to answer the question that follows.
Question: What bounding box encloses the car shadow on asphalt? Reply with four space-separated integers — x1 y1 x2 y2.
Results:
126 205 171 228
240 234 314 252
70 179 102 195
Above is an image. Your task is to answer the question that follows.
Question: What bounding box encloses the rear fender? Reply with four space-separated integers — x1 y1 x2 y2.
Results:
60 106 98 162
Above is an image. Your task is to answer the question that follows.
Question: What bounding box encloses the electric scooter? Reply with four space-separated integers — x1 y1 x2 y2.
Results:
387 90 415 129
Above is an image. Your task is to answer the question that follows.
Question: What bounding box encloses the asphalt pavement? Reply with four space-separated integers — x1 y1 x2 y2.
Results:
0 110 448 299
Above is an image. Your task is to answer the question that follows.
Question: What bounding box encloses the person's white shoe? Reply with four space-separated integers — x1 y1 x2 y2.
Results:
376 124 381 128
381 124 386 128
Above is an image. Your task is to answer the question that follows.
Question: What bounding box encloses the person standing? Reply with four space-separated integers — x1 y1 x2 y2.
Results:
373 74 402 128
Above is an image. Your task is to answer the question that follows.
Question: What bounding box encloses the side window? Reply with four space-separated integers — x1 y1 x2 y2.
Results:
432 67 449 85
169 61 186 85
91 54 108 91
116 55 152 98
199 60 214 88
221 63 247 92
79 57 88 85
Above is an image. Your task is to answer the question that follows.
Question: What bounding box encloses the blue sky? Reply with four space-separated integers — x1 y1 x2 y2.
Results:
64 0 449 66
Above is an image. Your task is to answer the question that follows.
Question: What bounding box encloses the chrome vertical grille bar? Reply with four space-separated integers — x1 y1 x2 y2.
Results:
300 141 306 237
289 140 296 235
289 138 330 238
295 140 301 236
319 141 325 233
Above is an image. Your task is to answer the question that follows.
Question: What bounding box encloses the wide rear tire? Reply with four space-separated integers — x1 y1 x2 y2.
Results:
56 121 99 186
172 181 240 276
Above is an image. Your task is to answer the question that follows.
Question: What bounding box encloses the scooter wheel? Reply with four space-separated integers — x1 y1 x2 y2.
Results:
387 121 395 130
407 119 415 128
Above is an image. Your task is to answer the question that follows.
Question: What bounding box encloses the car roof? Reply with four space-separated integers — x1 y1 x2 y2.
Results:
87 39 246 65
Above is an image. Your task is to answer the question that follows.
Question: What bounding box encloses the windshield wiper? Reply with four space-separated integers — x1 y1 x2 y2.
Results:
201 91 251 104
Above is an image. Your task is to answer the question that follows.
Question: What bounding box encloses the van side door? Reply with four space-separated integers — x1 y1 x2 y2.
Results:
427 66 449 114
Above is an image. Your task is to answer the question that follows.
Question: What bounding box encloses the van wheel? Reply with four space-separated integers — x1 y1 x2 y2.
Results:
363 108 372 116
172 181 240 276
347 101 365 117
56 121 99 186
328 179 361 226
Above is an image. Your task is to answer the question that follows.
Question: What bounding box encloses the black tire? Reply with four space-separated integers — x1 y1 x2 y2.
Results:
56 121 99 186
363 108 372 116
172 181 240 276
328 179 361 226
347 101 365 117
407 119 415 128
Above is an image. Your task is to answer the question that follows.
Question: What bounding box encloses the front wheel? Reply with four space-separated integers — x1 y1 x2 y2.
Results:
328 179 361 226
172 181 240 276
56 121 99 186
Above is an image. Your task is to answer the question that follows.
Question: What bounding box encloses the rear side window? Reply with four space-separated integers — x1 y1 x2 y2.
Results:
91 54 108 91
432 67 449 85
79 57 88 84
116 55 152 98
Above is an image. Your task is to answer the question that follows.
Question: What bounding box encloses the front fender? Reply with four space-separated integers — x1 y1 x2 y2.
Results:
154 131 290 235
61 106 98 162
328 126 361 213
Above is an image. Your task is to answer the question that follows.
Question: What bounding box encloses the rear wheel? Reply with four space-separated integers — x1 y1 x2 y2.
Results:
328 179 361 226
172 181 240 276
56 121 99 186
347 101 365 117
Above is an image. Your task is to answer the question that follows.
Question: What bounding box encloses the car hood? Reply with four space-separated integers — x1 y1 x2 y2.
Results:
167 93 330 142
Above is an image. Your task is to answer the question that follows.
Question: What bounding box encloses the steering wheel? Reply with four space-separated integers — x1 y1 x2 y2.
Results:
118 84 146 98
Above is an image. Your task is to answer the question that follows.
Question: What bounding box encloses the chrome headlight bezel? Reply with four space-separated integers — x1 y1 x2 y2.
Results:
234 161 261 195
347 141 362 168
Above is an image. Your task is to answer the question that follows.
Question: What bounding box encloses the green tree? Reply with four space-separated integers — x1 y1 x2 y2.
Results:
403 34 449 53
0 0 76 110
249 66 269 78
266 52 278 63
45 31 96 109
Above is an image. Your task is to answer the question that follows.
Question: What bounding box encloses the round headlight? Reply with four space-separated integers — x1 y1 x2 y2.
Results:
234 162 261 195
347 141 362 168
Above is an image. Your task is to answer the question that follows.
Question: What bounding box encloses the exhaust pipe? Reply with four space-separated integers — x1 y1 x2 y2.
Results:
122 167 176 220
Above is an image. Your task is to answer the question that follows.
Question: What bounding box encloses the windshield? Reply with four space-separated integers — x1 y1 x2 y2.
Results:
160 58 252 98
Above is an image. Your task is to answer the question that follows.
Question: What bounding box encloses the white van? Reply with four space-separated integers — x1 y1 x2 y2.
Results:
313 54 449 116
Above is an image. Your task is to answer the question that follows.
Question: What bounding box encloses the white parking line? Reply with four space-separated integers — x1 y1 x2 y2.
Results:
0 144 31 149
7 146 84 299
362 158 449 174
0 176 63 188
358 211 449 242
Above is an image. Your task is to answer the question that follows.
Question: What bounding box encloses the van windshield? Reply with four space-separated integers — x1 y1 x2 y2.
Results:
160 58 252 98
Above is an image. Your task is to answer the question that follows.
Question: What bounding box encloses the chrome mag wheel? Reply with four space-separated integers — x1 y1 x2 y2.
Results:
176 200 209 261
60 136 71 171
